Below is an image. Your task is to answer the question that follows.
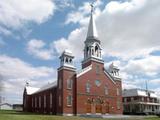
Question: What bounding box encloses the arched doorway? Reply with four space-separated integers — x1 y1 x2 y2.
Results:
86 99 91 113
95 98 102 113
105 101 109 113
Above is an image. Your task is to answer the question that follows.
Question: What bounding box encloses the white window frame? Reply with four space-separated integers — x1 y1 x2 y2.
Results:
117 100 121 110
117 88 120 96
86 82 91 93
67 79 72 89
105 85 108 95
67 95 72 106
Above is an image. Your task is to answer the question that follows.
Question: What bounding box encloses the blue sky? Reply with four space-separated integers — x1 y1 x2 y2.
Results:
0 0 160 104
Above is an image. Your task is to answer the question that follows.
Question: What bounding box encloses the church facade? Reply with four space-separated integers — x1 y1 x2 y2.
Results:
23 7 123 115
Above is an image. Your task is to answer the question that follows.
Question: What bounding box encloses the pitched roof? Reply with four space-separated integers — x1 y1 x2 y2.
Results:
25 81 57 95
25 86 40 95
123 89 158 98
33 81 57 94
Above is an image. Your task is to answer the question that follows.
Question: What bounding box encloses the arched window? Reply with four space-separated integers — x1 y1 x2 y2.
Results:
92 49 94 55
96 65 100 74
67 95 72 106
95 45 98 51
105 85 108 95
117 88 120 96
95 45 99 57
67 79 72 89
69 59 72 63
66 57 68 63
86 82 91 93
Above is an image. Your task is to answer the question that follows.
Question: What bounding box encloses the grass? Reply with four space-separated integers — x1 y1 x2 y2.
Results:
0 110 159 120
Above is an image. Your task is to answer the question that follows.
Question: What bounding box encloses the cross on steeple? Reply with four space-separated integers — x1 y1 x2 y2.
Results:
90 3 94 13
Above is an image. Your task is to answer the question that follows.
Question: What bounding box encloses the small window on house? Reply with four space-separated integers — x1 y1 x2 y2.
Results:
67 95 72 106
131 97 134 102
124 98 127 102
86 82 91 93
104 85 108 95
67 79 72 89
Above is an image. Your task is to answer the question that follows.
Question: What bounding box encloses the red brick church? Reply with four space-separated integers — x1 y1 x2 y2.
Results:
23 5 123 115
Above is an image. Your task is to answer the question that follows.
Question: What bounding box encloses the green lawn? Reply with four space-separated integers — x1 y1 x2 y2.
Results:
0 110 159 120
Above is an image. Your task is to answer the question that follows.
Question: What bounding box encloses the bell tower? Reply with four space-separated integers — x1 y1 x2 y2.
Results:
82 4 104 68
57 49 76 115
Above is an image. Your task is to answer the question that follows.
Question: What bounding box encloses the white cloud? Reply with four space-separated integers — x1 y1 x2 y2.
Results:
65 0 102 25
123 56 160 77
56 0 74 9
62 0 160 60
53 27 86 60
0 0 56 37
104 55 160 92
27 39 55 60
0 54 56 103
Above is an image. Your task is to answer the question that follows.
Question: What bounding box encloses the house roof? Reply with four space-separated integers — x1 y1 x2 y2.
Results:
0 103 12 107
123 88 158 98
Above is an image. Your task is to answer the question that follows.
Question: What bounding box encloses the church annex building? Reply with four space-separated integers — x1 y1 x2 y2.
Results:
23 6 123 115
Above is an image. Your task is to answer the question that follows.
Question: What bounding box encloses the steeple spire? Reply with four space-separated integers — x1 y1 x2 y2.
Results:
86 3 98 39
82 3 103 68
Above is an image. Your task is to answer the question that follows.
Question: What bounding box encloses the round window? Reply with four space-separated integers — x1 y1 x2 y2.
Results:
95 80 101 87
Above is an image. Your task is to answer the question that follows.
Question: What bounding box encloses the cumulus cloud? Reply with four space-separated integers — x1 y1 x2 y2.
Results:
53 28 86 60
122 56 160 77
97 0 160 59
56 0 74 9
27 39 55 60
105 55 160 92
0 0 56 38
59 0 160 60
0 55 56 103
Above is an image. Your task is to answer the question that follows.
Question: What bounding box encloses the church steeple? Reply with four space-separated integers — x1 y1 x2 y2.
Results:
86 4 98 39
82 4 103 67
